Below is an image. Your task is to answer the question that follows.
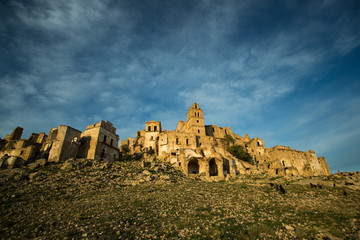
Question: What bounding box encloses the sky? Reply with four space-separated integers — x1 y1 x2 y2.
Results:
0 0 359 173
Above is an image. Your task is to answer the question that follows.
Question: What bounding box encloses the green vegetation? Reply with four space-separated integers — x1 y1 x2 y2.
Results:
224 134 234 146
226 144 251 162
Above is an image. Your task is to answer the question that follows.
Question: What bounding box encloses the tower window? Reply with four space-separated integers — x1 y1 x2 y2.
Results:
197 120 199 123
154 126 157 131
103 135 107 143
257 142 260 146
186 139 189 145
176 138 179 144
195 112 196 116
110 139 113 146
198 130 200 133
148 126 151 131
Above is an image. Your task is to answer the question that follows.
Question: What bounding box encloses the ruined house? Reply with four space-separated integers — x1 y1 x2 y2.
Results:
0 120 120 168
76 120 120 162
121 103 331 179
0 127 46 168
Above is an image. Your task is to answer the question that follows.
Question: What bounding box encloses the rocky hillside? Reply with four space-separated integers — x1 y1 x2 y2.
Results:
1 158 359 239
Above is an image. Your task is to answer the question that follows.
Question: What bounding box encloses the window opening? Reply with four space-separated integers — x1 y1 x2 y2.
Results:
186 139 189 145
110 139 113 146
103 135 107 143
176 138 179 144
154 126 157 131
148 126 151 131
101 149 106 157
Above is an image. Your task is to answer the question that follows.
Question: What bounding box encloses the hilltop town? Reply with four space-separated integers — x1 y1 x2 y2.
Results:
1 103 359 239
1 103 330 181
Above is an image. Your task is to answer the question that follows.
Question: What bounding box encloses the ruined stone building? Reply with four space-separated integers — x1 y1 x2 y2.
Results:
0 120 120 168
76 121 120 162
1 103 331 180
121 103 331 180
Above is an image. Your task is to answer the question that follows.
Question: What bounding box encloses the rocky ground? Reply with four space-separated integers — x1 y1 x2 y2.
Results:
0 158 359 240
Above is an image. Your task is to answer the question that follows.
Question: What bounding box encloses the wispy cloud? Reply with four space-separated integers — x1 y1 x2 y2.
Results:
1 0 359 171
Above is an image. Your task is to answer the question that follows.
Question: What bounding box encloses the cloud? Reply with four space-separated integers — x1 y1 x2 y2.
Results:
1 0 359 172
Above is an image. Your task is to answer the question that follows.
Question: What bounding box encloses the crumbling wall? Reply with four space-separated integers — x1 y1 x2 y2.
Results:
0 127 43 163
260 146 331 176
47 126 81 162
79 120 120 162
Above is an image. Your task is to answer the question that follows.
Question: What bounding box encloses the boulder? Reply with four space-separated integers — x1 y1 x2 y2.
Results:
160 175 171 181
284 224 295 231
29 172 47 182
144 175 154 182
4 156 25 169
61 159 76 171
142 170 152 175
28 158 47 170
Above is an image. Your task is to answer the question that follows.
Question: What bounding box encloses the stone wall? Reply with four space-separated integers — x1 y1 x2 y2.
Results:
47 125 81 163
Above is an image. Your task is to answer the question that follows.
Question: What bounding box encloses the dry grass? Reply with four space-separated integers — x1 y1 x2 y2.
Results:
0 160 359 239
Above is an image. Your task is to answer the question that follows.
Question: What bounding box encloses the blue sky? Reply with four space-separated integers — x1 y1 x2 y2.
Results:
1 0 359 173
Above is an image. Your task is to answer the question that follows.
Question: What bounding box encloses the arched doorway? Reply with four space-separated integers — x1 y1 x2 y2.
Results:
223 159 230 176
209 158 218 176
188 159 199 174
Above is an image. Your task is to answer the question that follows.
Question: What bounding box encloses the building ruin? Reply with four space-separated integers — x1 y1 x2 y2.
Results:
0 120 119 168
121 103 331 180
0 103 331 180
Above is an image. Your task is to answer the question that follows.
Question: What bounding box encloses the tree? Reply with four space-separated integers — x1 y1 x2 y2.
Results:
224 134 234 146
226 144 251 162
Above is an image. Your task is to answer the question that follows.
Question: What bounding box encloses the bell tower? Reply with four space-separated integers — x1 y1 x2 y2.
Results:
186 103 206 136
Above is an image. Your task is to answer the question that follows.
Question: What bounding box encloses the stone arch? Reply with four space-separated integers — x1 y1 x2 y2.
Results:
188 159 199 174
209 158 218 176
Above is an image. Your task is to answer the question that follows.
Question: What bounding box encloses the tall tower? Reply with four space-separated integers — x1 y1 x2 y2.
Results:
144 120 161 153
186 103 206 136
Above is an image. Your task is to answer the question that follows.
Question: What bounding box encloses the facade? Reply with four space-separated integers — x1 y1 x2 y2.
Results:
45 125 82 163
121 103 331 179
77 120 120 162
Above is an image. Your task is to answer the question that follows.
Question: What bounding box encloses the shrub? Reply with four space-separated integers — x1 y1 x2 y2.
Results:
227 145 251 162
224 134 234 145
